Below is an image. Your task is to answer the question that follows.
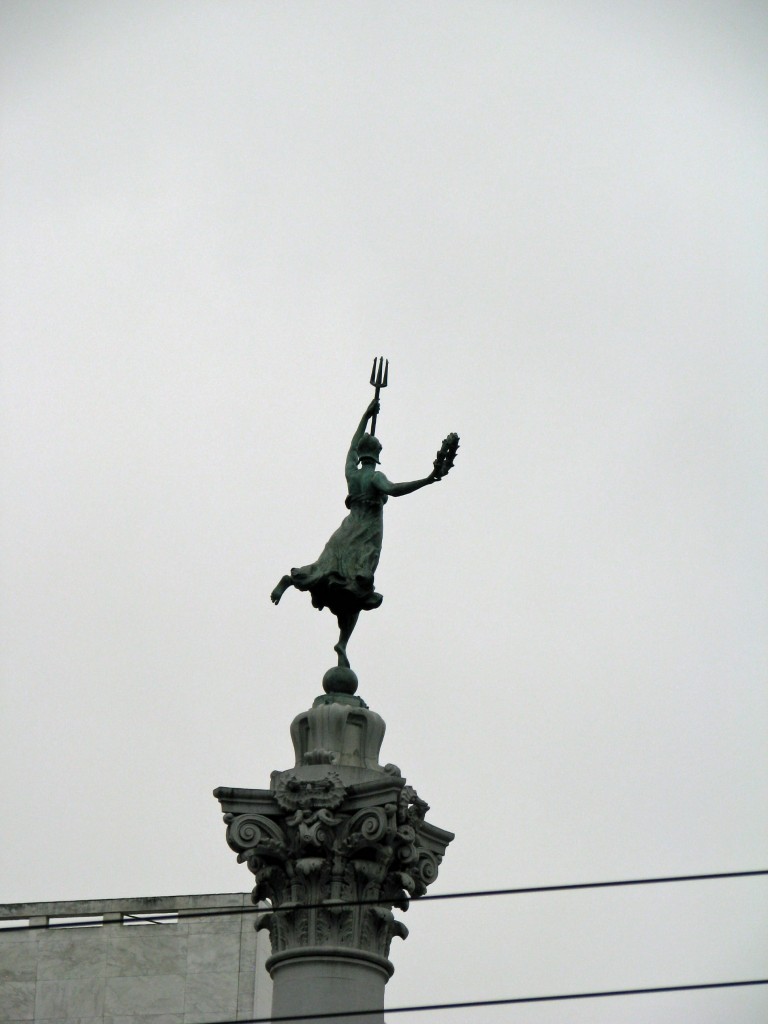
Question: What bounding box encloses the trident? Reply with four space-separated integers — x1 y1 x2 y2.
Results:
369 356 388 436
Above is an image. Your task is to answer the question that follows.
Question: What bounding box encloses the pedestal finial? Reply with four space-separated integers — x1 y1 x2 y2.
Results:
322 665 358 695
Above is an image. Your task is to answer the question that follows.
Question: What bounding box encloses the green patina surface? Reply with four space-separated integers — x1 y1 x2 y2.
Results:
271 363 459 678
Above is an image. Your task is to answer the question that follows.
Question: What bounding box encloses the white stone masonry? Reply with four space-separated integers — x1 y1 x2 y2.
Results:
0 893 271 1024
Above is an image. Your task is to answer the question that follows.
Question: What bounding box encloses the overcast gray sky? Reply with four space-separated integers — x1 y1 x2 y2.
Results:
1 2 767 1021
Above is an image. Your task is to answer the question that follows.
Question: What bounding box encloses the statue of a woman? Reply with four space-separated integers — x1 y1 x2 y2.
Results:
271 398 446 668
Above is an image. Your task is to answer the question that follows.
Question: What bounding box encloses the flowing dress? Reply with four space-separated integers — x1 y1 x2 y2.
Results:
289 472 387 616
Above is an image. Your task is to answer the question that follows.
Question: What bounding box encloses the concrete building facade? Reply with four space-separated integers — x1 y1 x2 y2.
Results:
0 893 271 1024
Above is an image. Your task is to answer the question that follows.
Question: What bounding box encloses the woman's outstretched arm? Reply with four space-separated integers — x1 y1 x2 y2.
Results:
372 468 438 497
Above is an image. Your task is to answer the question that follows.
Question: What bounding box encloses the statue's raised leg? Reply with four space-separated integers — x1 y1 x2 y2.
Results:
270 575 294 605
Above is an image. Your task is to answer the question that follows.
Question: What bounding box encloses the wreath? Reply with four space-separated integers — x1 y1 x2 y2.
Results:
433 432 460 479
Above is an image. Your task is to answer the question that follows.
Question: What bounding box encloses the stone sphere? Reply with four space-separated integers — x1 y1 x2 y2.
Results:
322 666 359 695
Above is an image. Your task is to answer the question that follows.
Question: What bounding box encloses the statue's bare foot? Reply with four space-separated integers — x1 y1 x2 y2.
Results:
271 576 293 605
334 642 350 669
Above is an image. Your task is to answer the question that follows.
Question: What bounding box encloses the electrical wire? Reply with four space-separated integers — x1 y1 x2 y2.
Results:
3 884 766 1020
1 868 765 932
186 979 768 1023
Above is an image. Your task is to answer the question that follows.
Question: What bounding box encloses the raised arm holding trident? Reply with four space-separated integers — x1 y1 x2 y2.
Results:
271 358 459 670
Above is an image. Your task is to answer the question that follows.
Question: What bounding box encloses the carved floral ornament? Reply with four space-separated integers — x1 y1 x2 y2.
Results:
219 768 450 961
272 769 346 812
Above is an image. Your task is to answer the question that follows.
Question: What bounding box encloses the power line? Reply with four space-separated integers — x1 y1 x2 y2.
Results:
383 868 768 905
190 979 768 1022
1 868 766 933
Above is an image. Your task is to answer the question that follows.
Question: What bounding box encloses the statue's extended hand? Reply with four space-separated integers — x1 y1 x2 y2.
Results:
366 398 380 420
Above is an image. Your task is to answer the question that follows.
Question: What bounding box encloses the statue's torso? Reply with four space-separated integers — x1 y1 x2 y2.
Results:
345 469 387 510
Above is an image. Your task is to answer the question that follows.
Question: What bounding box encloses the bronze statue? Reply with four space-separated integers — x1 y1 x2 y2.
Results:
271 360 458 669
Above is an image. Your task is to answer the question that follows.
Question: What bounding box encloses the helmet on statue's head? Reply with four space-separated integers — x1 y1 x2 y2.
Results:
357 433 382 464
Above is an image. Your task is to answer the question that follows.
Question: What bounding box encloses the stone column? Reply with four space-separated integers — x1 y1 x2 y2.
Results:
214 669 453 1024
